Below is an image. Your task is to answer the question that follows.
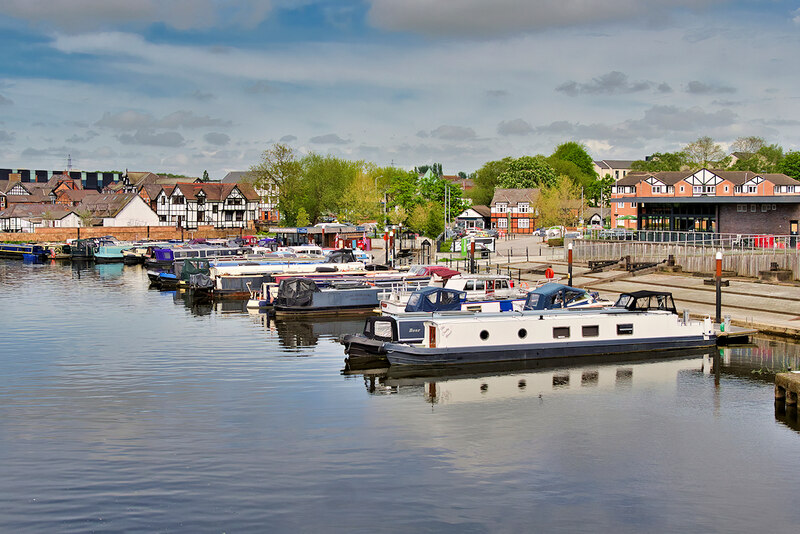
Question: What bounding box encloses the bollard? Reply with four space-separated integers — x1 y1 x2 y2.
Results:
568 242 573 287
715 251 722 324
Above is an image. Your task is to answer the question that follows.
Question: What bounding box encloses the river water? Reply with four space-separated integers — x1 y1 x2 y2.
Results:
1 259 799 533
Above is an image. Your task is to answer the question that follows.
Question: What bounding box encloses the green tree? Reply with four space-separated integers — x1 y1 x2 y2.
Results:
299 153 360 224
630 152 688 172
295 207 310 227
250 143 304 226
75 208 94 227
551 141 597 178
731 143 784 173
338 166 382 224
779 152 800 180
424 203 444 238
497 155 557 189
684 136 728 169
202 170 210 182
470 157 512 205
535 175 585 228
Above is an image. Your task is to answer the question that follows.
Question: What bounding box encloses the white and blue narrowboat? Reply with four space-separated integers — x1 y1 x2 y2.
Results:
382 291 716 367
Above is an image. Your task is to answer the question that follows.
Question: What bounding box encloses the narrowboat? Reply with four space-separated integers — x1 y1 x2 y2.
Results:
272 277 383 316
382 291 716 366
0 243 48 261
144 244 250 269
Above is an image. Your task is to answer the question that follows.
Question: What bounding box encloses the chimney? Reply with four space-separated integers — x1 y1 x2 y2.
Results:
9 173 20 183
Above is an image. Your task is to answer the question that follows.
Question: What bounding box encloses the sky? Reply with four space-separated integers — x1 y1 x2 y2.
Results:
1 0 799 179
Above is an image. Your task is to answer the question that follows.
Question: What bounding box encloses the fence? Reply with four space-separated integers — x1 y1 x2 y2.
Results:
575 230 800 279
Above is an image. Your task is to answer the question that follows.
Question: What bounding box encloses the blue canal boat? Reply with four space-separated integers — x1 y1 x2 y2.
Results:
0 243 48 261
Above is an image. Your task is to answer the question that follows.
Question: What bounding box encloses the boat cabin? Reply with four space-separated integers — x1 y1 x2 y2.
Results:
613 290 677 313
524 283 599 311
404 287 466 313
445 274 517 299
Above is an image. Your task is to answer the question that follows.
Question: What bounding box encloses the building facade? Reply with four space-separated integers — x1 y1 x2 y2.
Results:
490 189 540 234
155 182 260 229
610 169 800 233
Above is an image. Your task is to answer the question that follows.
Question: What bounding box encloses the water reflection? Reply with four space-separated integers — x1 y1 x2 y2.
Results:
247 311 364 350
348 353 713 404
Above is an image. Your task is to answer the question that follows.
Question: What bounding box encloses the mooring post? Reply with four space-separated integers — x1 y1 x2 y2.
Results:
715 251 722 324
568 242 573 286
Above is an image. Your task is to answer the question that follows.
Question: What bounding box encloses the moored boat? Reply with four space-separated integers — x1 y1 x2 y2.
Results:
382 290 716 367
0 243 48 261
272 277 383 316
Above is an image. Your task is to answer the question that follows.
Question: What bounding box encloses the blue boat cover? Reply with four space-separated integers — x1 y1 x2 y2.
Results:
405 287 466 312
523 282 589 311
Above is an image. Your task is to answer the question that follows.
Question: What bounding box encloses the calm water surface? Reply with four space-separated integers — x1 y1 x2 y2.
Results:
1 259 800 533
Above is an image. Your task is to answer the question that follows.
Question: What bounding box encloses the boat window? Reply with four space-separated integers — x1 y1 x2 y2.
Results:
465 281 474 291
553 327 570 339
518 328 527 339
475 280 485 291
617 324 634 335
500 280 509 289
582 325 599 337
426 293 438 305
479 330 489 340
439 291 459 305
526 294 541 308
374 321 393 340
407 293 421 308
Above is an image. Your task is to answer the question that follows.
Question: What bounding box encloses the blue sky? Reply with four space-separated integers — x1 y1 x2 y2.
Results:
0 0 799 179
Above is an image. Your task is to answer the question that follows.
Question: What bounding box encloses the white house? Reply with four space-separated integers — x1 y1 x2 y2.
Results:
77 193 161 227
0 204 80 232
155 182 260 229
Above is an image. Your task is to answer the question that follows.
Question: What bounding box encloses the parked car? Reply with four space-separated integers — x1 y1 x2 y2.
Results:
564 231 582 239
598 228 635 240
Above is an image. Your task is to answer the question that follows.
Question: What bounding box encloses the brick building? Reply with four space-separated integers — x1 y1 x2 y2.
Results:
610 168 800 234
490 188 540 234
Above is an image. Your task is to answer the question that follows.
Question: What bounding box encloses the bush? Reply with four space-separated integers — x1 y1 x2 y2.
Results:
547 237 564 247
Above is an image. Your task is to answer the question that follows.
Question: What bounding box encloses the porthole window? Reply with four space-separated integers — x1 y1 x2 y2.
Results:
518 328 527 339
479 330 489 341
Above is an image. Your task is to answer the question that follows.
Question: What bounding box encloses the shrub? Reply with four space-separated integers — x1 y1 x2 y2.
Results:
548 237 564 247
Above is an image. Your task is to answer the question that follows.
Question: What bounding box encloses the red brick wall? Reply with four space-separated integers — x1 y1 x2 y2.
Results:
0 224 255 243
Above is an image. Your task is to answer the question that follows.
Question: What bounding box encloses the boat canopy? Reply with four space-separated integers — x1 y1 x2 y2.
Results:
524 282 590 311
613 290 677 313
326 249 357 263
274 277 320 307
405 286 466 312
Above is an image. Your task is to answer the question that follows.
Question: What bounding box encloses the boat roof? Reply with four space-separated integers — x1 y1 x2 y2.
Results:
620 290 673 298
530 282 586 297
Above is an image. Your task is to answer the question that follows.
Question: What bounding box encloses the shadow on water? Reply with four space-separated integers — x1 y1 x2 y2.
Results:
775 402 800 432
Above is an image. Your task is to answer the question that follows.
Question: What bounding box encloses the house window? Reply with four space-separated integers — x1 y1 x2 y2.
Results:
693 186 702 194
737 204 747 212
617 202 624 208
724 186 729 192
159 215 166 222
615 170 619 179
652 186 662 194
680 186 684 193
225 212 233 221
734 186 742 193
198 196 205 205
518 218 529 229
630 202 636 208
212 205 218 213
668 186 674 193
704 185 715 194
762 204 768 212
498 218 508 228
160 197 166 205
773 204 777 210
518 202 529 213
496 203 507 214
748 186 757 193
750 204 756 212
172 196 184 205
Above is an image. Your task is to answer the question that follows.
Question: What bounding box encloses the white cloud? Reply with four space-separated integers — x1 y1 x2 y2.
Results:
204 132 230 146
117 130 185 147
497 119 533 136
430 125 477 141
309 133 349 145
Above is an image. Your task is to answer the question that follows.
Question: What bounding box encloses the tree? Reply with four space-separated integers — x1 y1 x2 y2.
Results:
75 208 94 227
535 175 585 228
250 143 303 226
299 153 360 224
551 141 597 178
497 155 557 189
424 203 444 238
731 136 766 155
295 207 310 227
780 152 800 181
731 143 784 173
202 170 210 182
470 157 512 205
684 136 728 169
338 166 382 224
630 152 688 172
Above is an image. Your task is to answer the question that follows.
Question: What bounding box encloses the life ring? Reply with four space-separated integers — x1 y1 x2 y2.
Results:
544 268 555 279
520 281 530 289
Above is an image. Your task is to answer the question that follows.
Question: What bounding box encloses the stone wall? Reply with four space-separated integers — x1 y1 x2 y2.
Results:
0 223 255 243
719 204 800 235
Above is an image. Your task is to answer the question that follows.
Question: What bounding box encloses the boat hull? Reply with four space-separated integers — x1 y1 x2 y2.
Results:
384 335 716 366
